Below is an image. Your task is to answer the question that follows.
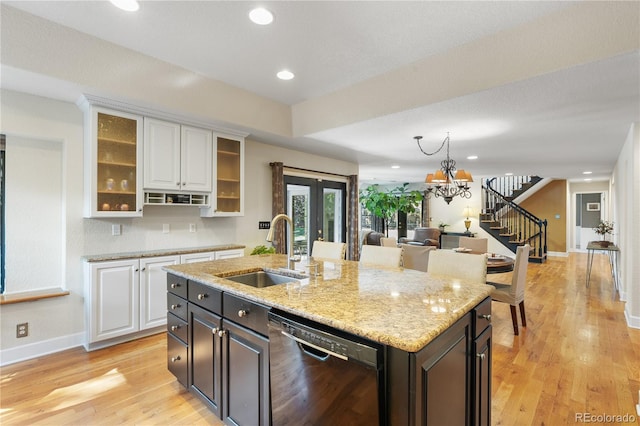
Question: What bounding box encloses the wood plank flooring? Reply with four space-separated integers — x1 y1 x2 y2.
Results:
1 253 638 425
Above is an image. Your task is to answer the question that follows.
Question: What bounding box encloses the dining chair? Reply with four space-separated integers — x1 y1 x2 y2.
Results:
380 237 398 247
427 249 488 284
400 244 435 272
359 245 403 268
311 241 346 260
487 244 530 335
458 236 488 253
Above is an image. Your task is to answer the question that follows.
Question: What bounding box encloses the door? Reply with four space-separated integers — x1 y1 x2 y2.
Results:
140 255 179 330
574 192 606 250
284 176 346 258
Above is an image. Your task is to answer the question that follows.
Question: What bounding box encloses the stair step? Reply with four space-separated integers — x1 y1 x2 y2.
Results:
499 233 514 237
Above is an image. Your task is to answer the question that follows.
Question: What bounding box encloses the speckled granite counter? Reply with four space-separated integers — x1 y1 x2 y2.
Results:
82 244 245 262
164 254 493 352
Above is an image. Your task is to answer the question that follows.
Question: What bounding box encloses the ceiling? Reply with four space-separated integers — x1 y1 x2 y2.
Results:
2 1 639 185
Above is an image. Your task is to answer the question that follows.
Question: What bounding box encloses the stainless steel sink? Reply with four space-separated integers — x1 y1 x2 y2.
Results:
224 270 302 288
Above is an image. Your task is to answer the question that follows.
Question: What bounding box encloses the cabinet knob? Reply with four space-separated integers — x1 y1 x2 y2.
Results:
182 182 186 186
476 353 486 361
141 267 146 271
212 327 219 335
171 304 180 310
170 283 180 289
238 309 249 318
171 356 181 362
176 182 180 186
480 314 491 321
171 325 179 331
197 293 207 300
218 329 227 337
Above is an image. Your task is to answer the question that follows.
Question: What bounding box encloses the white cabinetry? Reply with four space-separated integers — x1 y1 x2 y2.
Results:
201 133 245 217
80 103 144 218
180 248 244 263
144 118 212 192
84 255 179 350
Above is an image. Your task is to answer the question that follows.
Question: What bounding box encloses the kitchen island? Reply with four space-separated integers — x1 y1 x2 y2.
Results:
164 254 494 425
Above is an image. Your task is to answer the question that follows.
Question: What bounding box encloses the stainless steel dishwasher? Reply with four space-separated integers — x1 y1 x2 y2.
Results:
268 311 384 425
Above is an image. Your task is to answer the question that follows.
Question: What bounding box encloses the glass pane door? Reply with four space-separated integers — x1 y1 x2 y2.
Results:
284 176 346 258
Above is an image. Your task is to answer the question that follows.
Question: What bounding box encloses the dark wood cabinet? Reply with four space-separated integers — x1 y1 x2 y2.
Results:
472 297 492 426
167 274 189 388
222 319 270 426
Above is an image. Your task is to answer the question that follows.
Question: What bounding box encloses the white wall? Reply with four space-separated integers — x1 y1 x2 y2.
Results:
612 123 640 328
0 89 357 364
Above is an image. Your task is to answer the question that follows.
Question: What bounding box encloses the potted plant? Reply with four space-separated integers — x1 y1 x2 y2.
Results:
593 220 614 247
360 183 423 236
438 222 449 232
250 245 276 255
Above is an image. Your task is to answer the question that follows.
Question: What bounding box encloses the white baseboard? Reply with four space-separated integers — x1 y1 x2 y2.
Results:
625 308 640 329
0 332 85 367
548 251 569 257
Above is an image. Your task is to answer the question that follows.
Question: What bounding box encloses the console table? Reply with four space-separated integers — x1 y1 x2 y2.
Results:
585 241 620 293
440 231 476 249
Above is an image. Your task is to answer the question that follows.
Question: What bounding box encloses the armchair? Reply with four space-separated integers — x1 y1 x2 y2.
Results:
398 227 441 248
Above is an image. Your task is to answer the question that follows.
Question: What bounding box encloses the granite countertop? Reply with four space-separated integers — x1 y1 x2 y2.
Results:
83 244 245 262
164 254 494 353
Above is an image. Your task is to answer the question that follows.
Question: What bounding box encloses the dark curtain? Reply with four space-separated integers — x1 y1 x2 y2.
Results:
347 174 359 261
270 162 285 254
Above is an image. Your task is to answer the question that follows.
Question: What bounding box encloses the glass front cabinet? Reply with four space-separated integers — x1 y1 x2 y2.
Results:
200 133 245 217
82 104 143 218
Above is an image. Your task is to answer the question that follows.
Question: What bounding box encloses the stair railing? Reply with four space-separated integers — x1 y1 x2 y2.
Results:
483 178 548 259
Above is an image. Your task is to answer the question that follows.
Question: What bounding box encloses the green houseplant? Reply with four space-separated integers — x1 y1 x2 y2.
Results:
360 183 423 236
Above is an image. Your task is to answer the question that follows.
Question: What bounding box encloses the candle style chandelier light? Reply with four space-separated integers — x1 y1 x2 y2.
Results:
414 133 473 204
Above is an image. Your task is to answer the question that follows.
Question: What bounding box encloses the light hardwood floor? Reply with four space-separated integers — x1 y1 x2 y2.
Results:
1 253 638 425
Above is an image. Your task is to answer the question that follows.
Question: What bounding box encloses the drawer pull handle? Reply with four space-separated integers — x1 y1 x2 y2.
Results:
171 356 181 362
170 283 180 289
197 293 207 300
238 309 249 318
480 314 491 321
170 304 180 310
171 325 179 331
476 353 486 361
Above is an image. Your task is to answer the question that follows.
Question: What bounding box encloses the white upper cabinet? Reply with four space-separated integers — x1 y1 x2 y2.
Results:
81 103 144 218
144 118 212 193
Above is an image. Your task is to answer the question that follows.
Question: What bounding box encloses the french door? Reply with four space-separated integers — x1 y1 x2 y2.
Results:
284 176 346 257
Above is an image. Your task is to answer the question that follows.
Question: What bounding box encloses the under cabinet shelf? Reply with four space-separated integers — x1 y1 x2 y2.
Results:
98 161 136 168
145 192 210 206
98 137 136 146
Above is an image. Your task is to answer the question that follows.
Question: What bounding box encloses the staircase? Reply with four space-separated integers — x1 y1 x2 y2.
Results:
480 176 548 263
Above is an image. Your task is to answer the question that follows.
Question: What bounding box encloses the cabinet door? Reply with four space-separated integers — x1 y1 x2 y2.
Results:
83 106 143 218
414 314 471 425
473 326 492 426
88 259 139 342
202 134 244 217
144 118 181 191
181 126 213 192
180 251 217 264
222 320 270 426
140 255 179 330
189 304 223 417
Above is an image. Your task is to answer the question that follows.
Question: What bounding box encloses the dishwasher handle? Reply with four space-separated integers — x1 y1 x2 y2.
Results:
281 330 348 362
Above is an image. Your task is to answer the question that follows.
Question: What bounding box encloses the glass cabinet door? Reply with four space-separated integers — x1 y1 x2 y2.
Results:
214 136 243 215
85 107 143 217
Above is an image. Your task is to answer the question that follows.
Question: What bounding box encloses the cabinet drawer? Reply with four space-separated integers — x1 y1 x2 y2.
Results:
223 293 270 336
167 333 188 388
167 293 188 321
188 281 222 314
167 312 188 344
167 274 187 298
473 297 492 338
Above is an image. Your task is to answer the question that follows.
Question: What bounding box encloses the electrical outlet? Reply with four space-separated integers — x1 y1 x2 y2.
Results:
189 224 196 233
163 224 170 233
112 224 121 236
17 322 28 338
259 221 271 230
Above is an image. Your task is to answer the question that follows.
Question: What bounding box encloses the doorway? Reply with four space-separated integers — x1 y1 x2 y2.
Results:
284 176 346 258
574 192 605 250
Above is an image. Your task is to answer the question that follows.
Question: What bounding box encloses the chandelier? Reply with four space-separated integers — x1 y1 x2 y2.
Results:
414 133 473 204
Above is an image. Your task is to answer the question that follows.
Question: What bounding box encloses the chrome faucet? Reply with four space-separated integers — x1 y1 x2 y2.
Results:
265 214 299 270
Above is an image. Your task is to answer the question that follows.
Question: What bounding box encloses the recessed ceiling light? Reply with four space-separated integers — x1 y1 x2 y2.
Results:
505 172 513 176
109 0 139 12
583 171 593 175
391 165 400 169
249 7 274 25
467 155 478 160
277 70 295 80
584 178 592 182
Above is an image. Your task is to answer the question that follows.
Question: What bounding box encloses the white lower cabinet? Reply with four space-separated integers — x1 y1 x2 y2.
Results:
85 249 243 350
